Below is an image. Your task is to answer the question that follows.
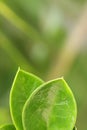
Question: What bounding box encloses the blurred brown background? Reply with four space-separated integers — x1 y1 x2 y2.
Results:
0 0 87 129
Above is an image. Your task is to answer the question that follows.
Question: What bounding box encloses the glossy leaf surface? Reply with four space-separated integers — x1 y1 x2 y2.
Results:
10 68 44 130
23 78 77 130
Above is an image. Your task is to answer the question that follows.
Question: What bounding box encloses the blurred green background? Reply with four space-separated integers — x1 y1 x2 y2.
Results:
0 0 87 129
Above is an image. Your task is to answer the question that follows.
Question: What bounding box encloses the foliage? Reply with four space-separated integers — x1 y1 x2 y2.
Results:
0 69 77 130
0 0 87 129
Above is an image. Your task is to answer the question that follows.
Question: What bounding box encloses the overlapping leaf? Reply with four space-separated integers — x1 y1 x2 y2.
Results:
0 69 77 130
10 68 44 130
22 78 77 130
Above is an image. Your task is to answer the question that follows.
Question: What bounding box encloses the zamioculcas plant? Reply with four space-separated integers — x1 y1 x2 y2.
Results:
0 68 77 130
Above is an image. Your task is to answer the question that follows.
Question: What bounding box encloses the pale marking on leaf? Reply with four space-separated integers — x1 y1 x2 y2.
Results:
42 84 58 125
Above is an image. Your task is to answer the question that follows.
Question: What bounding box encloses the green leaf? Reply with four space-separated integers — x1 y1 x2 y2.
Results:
22 78 77 130
0 124 16 130
10 68 44 130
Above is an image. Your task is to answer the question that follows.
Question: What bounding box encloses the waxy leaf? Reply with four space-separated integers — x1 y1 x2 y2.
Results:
0 124 16 130
22 78 77 130
10 68 44 130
